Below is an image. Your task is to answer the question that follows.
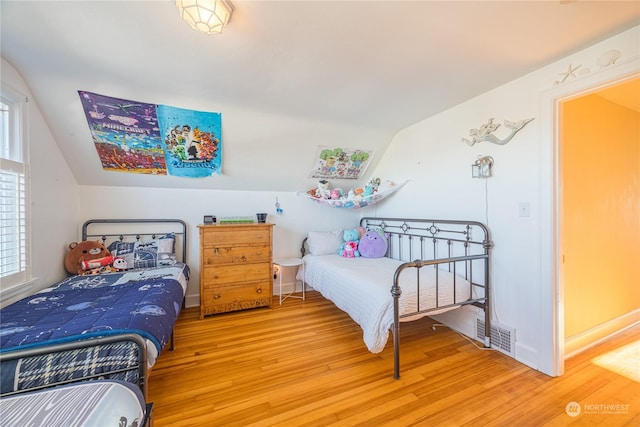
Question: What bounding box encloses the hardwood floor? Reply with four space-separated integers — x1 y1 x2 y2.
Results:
149 291 639 426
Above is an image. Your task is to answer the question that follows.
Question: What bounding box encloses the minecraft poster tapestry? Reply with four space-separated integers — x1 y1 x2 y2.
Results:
78 91 221 177
78 91 166 174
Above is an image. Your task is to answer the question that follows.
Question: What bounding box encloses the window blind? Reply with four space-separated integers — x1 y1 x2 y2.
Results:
0 160 27 281
1 89 30 288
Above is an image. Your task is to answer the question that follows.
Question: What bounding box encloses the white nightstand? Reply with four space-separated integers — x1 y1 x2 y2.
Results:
274 258 305 304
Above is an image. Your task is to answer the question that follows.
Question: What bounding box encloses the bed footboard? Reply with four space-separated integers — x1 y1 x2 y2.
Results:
360 217 492 380
0 333 149 399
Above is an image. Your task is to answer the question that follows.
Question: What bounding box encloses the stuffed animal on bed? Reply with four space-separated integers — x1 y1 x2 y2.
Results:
341 241 359 258
338 228 360 258
64 240 113 275
358 229 388 258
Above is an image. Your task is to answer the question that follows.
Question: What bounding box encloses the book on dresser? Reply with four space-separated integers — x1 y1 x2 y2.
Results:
198 223 274 318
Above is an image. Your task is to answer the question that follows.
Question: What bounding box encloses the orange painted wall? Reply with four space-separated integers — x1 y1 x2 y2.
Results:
562 91 640 339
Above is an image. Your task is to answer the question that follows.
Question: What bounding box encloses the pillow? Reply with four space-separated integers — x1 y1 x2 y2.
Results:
306 230 343 255
358 229 388 258
108 232 177 269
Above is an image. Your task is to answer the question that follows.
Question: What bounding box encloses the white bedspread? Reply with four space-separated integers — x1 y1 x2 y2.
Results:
301 254 471 353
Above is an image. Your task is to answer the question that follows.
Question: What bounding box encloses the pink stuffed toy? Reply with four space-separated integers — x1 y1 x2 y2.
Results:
341 241 359 258
338 229 361 258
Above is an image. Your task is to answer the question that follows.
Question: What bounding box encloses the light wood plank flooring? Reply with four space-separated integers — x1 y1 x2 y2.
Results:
149 291 639 426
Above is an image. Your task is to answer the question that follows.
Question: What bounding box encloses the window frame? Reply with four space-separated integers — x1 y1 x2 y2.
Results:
1 83 31 290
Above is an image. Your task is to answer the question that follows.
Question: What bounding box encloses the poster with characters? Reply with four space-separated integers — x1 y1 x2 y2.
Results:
79 91 222 178
156 105 221 178
309 146 374 179
78 91 167 175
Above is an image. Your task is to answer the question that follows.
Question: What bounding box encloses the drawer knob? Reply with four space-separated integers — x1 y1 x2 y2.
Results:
214 294 221 299
256 288 262 293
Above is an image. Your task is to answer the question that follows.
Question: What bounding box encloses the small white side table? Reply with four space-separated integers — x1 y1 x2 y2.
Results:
274 258 305 304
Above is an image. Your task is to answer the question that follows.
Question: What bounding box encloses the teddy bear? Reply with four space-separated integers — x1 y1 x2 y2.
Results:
338 228 360 258
341 241 359 258
64 240 114 275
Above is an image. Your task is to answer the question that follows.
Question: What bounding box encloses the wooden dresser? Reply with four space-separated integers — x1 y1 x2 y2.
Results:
198 223 274 318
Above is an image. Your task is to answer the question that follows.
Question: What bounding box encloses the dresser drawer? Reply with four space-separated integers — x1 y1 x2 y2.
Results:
201 282 271 315
202 228 271 246
202 263 271 285
198 223 274 318
202 245 270 265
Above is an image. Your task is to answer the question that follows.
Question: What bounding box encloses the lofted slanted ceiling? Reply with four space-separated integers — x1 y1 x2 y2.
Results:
1 1 639 192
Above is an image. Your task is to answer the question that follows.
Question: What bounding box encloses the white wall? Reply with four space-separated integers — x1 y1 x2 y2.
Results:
1 54 361 309
1 58 80 306
369 26 640 375
78 186 358 306
4 25 637 374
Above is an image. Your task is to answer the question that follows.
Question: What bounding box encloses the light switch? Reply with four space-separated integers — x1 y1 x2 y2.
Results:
519 202 530 217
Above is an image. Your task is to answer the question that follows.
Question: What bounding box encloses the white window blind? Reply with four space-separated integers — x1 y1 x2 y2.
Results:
0 90 30 288
1 162 26 279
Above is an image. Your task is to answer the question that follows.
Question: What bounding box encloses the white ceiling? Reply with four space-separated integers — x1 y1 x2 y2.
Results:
1 1 639 191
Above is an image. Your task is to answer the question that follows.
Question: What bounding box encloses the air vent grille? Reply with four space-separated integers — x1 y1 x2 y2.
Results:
475 317 515 357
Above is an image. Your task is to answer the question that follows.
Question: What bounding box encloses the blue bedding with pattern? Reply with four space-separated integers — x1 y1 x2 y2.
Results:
0 264 188 355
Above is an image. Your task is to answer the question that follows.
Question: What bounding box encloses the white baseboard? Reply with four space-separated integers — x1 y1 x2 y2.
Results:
184 294 200 308
272 280 303 296
565 309 640 359
515 343 538 371
429 307 478 342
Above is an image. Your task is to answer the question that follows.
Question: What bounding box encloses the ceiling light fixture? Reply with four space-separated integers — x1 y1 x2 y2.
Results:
176 0 233 35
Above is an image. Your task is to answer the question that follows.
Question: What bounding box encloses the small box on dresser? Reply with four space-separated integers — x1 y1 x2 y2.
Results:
198 223 274 319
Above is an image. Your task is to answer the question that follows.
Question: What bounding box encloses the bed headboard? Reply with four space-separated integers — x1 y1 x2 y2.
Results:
301 217 492 260
301 217 492 285
359 217 492 286
82 219 187 263
359 217 492 262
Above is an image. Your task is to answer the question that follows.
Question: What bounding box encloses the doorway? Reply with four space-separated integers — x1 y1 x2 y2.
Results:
560 76 640 358
538 58 639 377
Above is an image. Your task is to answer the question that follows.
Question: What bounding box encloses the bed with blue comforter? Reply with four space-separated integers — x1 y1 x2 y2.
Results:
0 264 188 357
0 218 189 404
0 263 188 395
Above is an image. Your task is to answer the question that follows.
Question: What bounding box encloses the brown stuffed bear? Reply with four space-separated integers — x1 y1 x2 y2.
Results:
64 240 113 275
